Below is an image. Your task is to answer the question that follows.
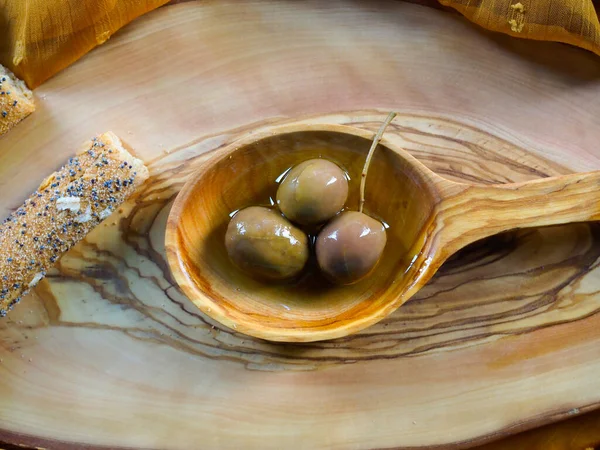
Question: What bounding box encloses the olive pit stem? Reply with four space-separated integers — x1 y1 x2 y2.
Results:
359 111 397 214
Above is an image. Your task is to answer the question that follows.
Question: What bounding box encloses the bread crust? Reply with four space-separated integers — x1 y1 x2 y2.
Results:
0 132 149 316
0 65 35 137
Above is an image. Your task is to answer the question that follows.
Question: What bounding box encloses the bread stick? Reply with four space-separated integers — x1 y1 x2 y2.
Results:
0 65 35 137
0 132 149 316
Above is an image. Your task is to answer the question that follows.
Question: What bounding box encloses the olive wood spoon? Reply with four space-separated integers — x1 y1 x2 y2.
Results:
165 123 600 342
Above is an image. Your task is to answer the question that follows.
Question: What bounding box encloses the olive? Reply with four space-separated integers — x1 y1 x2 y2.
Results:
316 211 387 285
276 158 348 225
225 206 310 280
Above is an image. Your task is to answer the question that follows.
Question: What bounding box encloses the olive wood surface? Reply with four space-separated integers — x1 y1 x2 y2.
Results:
0 0 600 448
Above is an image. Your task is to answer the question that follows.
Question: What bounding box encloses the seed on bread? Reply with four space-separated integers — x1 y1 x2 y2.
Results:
0 132 149 316
0 65 35 137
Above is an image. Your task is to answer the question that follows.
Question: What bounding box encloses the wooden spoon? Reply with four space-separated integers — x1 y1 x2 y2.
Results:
165 123 600 342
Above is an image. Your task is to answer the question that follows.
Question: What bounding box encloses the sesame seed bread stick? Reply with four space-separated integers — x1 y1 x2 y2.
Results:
0 132 149 316
0 65 35 137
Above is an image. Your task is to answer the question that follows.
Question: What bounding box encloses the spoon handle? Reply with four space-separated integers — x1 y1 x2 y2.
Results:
435 171 600 260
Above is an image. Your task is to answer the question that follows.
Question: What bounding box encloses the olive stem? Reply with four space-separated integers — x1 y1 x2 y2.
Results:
359 111 397 214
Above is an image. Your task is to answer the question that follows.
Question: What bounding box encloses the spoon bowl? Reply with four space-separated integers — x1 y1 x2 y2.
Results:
165 123 600 342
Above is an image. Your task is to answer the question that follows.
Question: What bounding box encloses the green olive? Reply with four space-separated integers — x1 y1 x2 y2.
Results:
225 206 310 280
316 211 387 285
276 159 348 225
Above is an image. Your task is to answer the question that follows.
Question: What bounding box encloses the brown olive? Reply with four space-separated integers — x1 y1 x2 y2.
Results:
316 211 387 285
276 158 348 225
225 206 310 280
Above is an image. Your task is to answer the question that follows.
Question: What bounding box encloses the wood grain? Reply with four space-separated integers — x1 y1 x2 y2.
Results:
2 111 600 448
432 170 600 259
0 1 600 448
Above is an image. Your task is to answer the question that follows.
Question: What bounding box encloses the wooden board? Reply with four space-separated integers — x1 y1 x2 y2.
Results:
1 1 600 448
